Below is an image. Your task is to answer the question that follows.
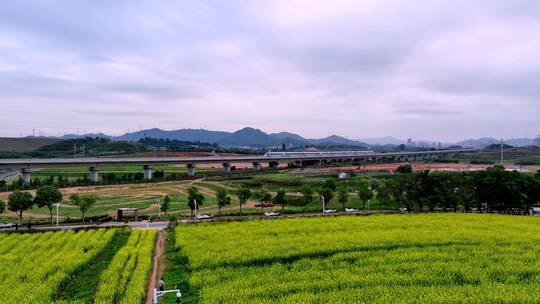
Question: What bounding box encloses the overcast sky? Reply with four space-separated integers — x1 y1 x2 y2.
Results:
0 0 539 141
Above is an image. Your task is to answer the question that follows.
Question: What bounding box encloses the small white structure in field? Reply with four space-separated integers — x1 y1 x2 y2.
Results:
338 172 348 179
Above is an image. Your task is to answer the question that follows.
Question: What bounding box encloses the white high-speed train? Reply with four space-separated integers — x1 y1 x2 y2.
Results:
264 150 375 157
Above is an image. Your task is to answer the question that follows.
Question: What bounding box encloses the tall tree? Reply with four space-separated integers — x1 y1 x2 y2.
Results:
161 195 171 217
274 189 287 212
337 186 349 210
357 180 373 209
474 166 520 213
396 164 413 174
300 184 314 212
8 190 34 224
408 170 436 212
254 189 272 213
323 179 337 191
34 185 63 224
70 194 97 223
456 173 477 213
377 181 394 210
236 186 251 214
216 188 231 215
187 186 205 217
317 187 334 210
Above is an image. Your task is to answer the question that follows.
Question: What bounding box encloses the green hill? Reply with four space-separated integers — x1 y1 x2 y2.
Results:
0 137 60 152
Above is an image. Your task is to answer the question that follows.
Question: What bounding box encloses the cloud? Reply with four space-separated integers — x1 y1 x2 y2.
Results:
0 0 539 141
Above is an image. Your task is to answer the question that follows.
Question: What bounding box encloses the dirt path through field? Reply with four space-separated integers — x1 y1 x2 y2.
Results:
146 230 166 304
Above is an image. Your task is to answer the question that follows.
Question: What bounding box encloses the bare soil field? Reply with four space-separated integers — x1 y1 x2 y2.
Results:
300 162 531 173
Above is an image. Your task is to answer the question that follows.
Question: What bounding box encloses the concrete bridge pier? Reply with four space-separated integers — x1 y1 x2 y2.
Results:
269 161 279 169
252 162 261 171
187 164 196 177
143 165 152 180
223 162 231 173
89 166 99 183
21 168 32 186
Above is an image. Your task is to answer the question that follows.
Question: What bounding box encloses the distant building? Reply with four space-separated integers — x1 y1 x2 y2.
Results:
534 135 540 147
407 138 413 146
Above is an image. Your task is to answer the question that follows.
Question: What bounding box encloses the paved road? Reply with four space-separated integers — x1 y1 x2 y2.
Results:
3 220 170 232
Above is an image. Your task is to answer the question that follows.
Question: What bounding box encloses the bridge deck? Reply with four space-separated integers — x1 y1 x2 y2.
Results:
0 149 477 169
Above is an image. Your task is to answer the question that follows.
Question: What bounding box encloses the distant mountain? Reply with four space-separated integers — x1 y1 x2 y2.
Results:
309 135 365 147
455 137 534 148
357 136 406 145
25 127 536 149
112 127 367 148
219 127 278 148
505 138 533 147
114 128 229 143
456 138 498 148
60 132 110 139
269 132 306 142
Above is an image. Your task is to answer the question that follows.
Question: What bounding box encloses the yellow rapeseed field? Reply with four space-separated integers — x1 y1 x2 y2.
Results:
176 214 540 303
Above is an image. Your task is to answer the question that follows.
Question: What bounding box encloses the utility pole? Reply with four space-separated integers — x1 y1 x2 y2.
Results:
194 199 198 219
56 203 60 227
500 138 504 165
82 144 85 158
74 145 77 159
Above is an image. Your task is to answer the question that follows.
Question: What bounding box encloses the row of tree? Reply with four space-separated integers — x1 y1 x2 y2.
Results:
1 171 172 192
180 166 540 216
0 186 97 224
384 166 540 213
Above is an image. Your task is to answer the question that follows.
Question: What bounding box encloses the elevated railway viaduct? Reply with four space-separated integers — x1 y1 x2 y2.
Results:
0 149 477 185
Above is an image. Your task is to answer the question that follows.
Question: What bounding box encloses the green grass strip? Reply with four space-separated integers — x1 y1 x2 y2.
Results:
57 228 131 303
162 227 199 304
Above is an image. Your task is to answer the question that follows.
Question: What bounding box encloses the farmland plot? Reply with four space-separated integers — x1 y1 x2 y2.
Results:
0 229 156 304
0 229 115 303
94 229 156 304
175 214 540 303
